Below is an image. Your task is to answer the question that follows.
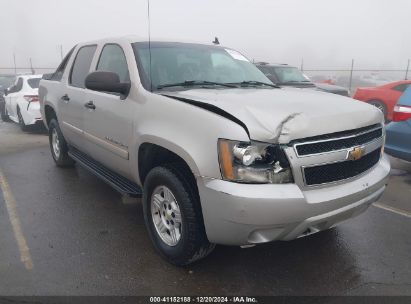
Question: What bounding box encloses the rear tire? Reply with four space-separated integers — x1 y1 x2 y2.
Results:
48 118 75 167
1 102 10 122
17 107 28 131
368 100 388 121
143 164 215 266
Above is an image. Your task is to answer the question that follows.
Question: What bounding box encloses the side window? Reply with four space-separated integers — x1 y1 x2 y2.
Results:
51 47 75 81
258 66 279 82
393 84 410 92
96 44 130 82
69 45 97 88
9 78 23 93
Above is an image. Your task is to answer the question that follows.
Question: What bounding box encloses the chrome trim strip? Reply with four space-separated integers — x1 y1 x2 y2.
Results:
293 126 383 157
62 121 83 136
62 121 129 160
83 132 129 160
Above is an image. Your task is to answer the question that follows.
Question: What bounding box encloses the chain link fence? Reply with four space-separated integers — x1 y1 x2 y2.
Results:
1 64 410 96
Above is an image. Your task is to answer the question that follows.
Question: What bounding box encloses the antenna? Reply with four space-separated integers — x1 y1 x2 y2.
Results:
147 0 153 91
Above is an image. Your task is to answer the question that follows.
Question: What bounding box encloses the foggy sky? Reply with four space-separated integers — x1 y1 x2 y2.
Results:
1 0 410 71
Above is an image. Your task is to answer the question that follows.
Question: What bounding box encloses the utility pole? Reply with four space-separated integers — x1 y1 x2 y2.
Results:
300 57 304 72
349 59 354 93
405 59 410 80
30 58 35 75
13 53 17 76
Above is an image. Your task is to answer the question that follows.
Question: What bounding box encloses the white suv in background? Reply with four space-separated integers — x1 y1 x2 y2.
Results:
3 74 43 130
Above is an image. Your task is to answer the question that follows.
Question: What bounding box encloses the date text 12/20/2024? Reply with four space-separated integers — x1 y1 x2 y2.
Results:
149 297 258 303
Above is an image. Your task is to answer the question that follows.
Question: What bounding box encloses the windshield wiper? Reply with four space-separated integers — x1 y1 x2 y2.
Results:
156 80 236 89
283 80 312 83
227 81 280 88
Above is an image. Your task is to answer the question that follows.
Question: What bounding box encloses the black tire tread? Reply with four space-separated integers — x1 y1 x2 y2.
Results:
49 118 75 167
1 103 10 122
164 163 216 264
143 163 215 266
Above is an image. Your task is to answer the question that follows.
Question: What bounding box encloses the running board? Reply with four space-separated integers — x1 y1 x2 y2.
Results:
68 147 143 198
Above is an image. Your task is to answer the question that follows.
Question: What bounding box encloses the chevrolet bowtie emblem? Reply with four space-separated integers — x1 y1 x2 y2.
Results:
347 146 366 161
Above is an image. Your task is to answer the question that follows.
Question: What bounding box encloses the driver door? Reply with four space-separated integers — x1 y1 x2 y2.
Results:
83 43 134 179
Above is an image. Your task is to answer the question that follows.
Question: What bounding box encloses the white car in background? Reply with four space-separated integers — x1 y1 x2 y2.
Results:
3 74 43 130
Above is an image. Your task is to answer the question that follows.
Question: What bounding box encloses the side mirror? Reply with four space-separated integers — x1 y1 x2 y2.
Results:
85 71 130 97
4 88 8 96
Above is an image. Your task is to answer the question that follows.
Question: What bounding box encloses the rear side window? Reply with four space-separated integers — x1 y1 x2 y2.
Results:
8 77 23 93
70 45 97 88
393 83 411 92
96 44 130 82
27 78 41 89
51 47 75 81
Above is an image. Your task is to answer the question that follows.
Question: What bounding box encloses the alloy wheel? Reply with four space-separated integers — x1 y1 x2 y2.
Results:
151 185 182 246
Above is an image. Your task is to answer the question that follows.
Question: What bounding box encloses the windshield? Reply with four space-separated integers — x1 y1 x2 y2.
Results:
132 42 272 91
267 66 311 84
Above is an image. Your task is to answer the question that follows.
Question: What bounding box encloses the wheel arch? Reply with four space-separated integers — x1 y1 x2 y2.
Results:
137 139 201 187
366 98 386 104
366 98 388 111
44 104 57 128
366 99 389 120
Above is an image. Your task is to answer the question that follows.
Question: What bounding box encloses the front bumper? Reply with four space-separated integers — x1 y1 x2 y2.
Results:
197 154 390 245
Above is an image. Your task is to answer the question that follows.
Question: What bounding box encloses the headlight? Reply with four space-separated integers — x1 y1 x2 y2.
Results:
218 139 294 184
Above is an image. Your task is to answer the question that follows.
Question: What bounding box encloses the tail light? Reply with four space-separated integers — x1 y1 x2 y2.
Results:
24 95 39 102
392 105 411 122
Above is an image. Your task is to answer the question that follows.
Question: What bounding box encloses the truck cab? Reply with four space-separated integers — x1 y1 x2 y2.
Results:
39 37 390 265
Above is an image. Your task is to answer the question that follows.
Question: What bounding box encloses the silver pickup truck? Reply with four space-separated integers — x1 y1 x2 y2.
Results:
39 36 390 265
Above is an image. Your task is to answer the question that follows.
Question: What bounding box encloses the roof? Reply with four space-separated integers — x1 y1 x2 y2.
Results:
76 35 221 47
381 79 411 88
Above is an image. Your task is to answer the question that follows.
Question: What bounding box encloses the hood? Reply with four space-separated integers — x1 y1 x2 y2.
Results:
314 83 348 92
279 82 316 89
162 88 382 144
280 82 349 96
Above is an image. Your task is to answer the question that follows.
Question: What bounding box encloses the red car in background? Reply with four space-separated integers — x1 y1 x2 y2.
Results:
354 80 411 121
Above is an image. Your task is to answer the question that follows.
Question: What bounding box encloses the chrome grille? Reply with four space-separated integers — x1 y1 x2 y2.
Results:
285 124 384 187
303 148 381 186
294 125 383 156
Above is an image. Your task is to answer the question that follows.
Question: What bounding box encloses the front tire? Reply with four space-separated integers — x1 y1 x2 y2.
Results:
143 164 215 266
48 118 75 167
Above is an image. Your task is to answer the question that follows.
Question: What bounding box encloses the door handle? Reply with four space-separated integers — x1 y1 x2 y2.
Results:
61 94 70 103
84 101 96 110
